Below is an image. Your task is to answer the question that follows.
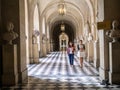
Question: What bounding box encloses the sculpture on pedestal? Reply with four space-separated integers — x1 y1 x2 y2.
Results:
42 34 47 43
87 33 93 42
3 22 18 45
32 30 40 44
106 20 120 42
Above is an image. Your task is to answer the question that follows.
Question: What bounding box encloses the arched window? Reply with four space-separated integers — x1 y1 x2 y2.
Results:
42 17 46 34
33 5 40 50
33 5 39 31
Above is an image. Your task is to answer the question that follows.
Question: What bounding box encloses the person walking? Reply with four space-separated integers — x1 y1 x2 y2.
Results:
67 42 75 66
78 40 85 68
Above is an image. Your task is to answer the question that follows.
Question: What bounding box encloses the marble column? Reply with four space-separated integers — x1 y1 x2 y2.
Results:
93 41 100 68
29 36 34 64
87 42 94 62
109 42 120 84
42 40 47 57
32 43 39 63
45 40 48 54
47 39 50 53
99 30 109 81
50 40 53 52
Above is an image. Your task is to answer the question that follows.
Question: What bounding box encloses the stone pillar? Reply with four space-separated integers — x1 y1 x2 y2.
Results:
39 41 43 57
109 42 120 84
2 45 18 85
50 40 53 52
40 34 47 57
94 41 100 68
99 30 109 81
42 41 47 56
28 17 34 64
29 36 34 64
47 39 50 53
46 40 48 53
40 35 47 57
87 42 94 62
33 43 39 63
18 0 28 83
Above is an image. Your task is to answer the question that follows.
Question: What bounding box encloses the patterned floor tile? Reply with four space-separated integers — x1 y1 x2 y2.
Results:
1 52 120 90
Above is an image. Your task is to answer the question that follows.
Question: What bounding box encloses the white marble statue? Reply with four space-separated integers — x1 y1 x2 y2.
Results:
87 33 93 42
32 30 40 44
106 20 120 42
3 22 18 45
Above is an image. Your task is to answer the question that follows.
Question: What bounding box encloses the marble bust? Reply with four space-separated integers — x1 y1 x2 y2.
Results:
106 20 120 42
87 33 93 42
3 22 18 45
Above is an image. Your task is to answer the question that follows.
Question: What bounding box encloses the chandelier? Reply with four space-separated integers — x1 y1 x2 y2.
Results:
61 22 65 31
58 0 66 16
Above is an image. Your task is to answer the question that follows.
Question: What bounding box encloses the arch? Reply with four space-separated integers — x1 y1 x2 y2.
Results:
33 5 40 51
48 12 80 37
33 5 39 30
41 1 85 22
52 22 75 51
28 0 41 63
40 1 85 30
42 17 46 34
25 0 29 64
59 32 69 51
84 0 94 23
84 0 97 40
50 20 76 40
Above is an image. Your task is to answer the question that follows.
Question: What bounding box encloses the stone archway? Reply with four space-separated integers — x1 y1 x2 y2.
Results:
28 0 41 63
59 32 69 51
32 5 40 63
52 22 75 51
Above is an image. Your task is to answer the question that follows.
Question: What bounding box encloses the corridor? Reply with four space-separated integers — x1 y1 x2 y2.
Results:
2 52 120 90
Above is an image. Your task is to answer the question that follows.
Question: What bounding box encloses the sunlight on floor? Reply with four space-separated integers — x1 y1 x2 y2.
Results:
2 52 120 90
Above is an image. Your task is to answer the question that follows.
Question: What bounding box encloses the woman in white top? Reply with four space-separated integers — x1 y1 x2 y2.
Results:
78 40 85 68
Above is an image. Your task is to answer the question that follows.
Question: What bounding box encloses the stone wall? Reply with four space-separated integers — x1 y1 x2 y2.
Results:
104 0 120 21
0 0 2 86
1 0 27 85
98 0 120 83
98 0 120 84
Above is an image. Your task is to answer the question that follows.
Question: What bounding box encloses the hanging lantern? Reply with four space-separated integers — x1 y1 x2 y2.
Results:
58 1 66 16
61 24 65 31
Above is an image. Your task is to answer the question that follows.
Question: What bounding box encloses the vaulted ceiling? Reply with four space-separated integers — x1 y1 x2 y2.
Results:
28 0 95 27
26 0 97 51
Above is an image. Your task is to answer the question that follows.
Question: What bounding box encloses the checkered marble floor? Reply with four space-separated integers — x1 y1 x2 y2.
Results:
2 52 120 90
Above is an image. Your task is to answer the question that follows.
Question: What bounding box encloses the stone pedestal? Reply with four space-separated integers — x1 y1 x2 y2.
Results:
2 45 18 86
48 42 50 53
99 30 109 81
42 43 47 56
33 44 39 63
87 42 93 62
47 40 50 53
109 42 120 84
50 41 53 52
